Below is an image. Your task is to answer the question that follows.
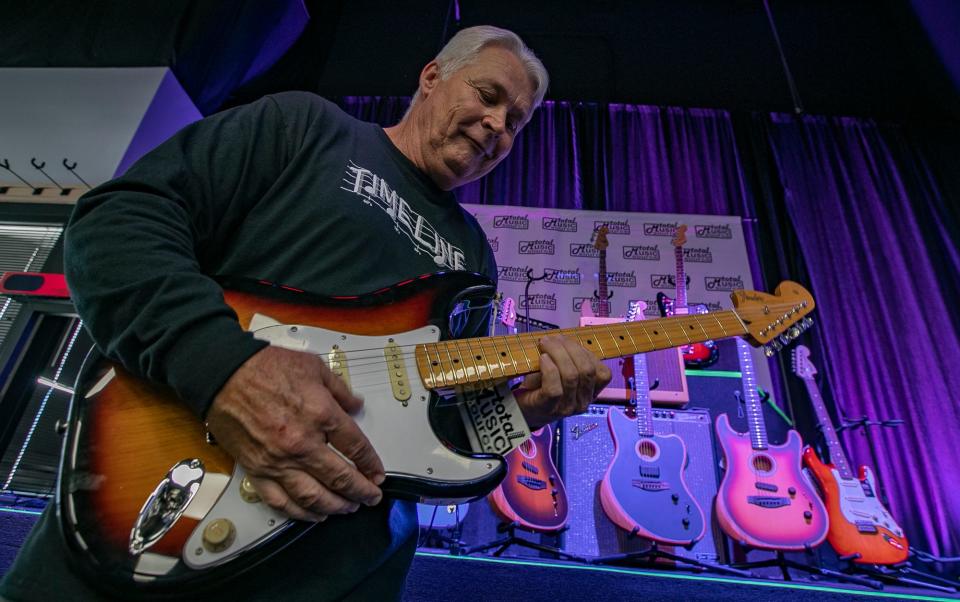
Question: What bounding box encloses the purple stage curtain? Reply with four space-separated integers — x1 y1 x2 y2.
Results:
337 95 959 559
764 114 960 558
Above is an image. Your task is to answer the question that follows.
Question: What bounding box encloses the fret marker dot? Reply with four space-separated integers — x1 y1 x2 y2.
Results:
475 355 482 361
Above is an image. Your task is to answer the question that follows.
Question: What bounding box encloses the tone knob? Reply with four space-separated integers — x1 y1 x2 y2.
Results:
788 486 797 496
239 477 261 503
803 511 813 521
682 518 691 527
202 518 236 553
671 493 680 503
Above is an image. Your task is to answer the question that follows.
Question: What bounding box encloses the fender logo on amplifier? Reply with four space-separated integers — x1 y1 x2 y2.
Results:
569 422 599 440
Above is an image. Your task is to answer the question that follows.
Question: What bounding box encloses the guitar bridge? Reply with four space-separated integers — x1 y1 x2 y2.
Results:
747 495 791 508
517 475 546 491
855 521 879 534
632 480 669 491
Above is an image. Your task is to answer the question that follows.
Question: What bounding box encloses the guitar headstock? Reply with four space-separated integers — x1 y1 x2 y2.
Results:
500 296 517 328
730 281 815 355
591 225 610 251
671 224 688 248
791 345 817 380
626 299 647 322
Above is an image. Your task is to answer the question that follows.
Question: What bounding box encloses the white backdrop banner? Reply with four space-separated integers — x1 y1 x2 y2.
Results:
463 204 777 399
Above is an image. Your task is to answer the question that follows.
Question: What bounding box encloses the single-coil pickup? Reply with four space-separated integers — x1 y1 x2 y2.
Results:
384 340 411 404
328 346 351 390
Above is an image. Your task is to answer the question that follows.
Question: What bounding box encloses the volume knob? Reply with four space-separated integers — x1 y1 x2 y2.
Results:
202 518 236 553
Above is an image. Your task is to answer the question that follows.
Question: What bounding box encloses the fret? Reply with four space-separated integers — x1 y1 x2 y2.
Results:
419 311 749 388
736 336 768 450
709 312 729 337
486 335 509 379
459 339 489 383
803 378 853 479
691 314 710 340
603 324 624 357
653 318 676 347
514 334 537 371
441 340 465 382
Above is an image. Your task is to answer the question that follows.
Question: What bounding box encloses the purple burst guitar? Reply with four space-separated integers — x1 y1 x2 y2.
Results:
714 337 829 550
599 301 706 545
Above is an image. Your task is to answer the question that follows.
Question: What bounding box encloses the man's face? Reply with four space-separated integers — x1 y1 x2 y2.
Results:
416 45 536 190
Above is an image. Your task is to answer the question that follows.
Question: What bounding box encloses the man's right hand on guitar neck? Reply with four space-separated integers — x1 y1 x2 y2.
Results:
205 346 385 522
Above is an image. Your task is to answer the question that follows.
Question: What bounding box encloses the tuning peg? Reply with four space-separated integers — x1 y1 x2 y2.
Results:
788 325 801 339
801 317 814 329
763 345 777 357
778 334 792 345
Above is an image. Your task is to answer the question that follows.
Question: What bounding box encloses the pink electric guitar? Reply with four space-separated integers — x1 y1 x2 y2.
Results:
714 337 829 550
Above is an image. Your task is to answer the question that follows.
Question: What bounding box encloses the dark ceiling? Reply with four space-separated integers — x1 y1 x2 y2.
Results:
229 0 960 123
1 1 957 122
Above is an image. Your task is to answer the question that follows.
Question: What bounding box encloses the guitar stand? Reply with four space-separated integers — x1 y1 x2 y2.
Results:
591 538 754 578
463 521 584 562
732 549 882 589
844 561 958 595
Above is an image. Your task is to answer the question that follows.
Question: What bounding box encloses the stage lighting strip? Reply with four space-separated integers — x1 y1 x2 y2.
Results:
414 552 956 602
1 319 83 491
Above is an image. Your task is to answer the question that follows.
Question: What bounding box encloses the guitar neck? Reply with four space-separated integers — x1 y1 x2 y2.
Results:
598 249 609 317
801 377 853 479
632 351 655 438
674 245 687 308
735 336 768 450
420 310 747 389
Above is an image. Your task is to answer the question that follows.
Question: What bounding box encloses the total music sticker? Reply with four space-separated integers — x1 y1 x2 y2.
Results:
457 381 530 455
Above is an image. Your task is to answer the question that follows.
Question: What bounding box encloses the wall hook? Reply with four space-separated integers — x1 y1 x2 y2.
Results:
63 158 92 188
31 157 67 194
0 158 40 193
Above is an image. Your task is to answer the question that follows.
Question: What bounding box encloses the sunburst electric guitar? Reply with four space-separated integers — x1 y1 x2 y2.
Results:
54 271 814 591
714 337 829 550
792 346 908 564
600 300 706 544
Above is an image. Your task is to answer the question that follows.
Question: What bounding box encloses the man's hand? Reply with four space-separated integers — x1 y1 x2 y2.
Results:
513 333 612 429
205 346 384 522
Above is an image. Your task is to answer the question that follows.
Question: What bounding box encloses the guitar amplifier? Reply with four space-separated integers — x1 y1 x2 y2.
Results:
560 405 725 563
578 317 689 406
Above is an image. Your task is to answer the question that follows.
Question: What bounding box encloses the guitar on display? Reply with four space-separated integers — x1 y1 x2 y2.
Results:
599 300 706 545
656 224 719 368
714 337 829 550
487 294 569 532
10 270 814 590
792 345 908 564
580 224 613 319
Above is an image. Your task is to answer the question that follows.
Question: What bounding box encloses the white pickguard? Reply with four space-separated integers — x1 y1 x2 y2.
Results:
183 321 504 569
831 466 904 536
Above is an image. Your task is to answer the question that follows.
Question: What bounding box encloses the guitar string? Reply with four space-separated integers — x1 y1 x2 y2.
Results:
291 298 802 368
278 299 806 383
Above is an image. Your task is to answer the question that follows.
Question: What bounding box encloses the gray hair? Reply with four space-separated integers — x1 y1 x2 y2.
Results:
407 25 549 114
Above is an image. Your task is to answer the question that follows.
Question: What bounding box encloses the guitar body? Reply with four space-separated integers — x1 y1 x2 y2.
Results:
802 447 908 564
655 293 719 368
57 272 506 592
488 425 568 532
599 408 706 544
714 414 828 550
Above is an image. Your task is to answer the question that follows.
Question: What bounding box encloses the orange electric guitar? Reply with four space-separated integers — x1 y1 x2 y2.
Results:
792 346 909 564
